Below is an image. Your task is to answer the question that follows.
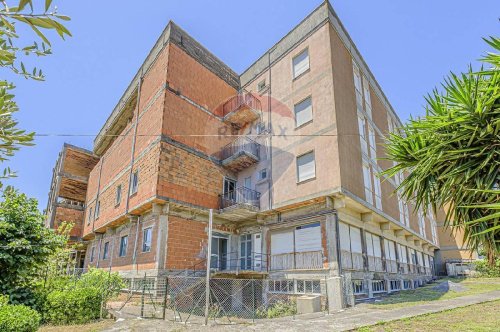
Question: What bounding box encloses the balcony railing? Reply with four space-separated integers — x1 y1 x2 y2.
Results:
220 186 261 210
368 255 384 272
341 250 364 271
56 197 85 208
270 250 323 271
222 93 262 118
221 136 260 161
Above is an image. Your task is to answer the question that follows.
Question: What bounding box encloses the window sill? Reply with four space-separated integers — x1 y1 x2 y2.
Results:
292 68 310 82
297 176 316 185
295 120 313 130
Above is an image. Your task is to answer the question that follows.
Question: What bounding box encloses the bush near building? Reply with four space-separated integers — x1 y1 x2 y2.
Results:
0 295 41 332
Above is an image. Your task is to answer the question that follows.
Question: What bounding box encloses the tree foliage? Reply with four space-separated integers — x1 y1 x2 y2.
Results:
0 0 70 187
383 37 500 264
0 188 64 304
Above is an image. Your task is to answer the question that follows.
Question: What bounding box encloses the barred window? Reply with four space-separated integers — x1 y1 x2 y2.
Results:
390 280 400 291
403 280 411 289
269 280 294 293
352 280 365 294
296 280 321 294
372 280 386 293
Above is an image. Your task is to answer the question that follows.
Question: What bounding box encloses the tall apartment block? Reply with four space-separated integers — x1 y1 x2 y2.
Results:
46 1 459 306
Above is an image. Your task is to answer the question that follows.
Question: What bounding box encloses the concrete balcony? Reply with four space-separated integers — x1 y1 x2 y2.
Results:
222 93 261 128
219 186 260 222
221 137 260 172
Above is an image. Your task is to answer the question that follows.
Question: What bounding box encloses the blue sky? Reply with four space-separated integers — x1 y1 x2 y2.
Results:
4 0 498 209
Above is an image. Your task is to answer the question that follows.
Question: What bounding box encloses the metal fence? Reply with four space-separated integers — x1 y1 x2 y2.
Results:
108 275 329 324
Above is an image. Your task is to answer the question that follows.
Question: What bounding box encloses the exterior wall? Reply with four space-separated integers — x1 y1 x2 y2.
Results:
53 205 84 238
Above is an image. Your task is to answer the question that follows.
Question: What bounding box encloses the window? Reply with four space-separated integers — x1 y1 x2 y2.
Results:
362 162 373 205
429 210 438 245
368 125 377 160
390 280 401 291
130 170 139 195
373 175 382 210
244 176 252 189
352 280 366 294
339 222 363 270
259 168 267 180
294 97 313 127
384 239 397 273
119 235 128 257
403 280 411 289
255 122 265 135
142 227 152 252
365 232 382 272
296 280 321 294
90 246 95 262
269 280 294 293
95 201 100 219
358 114 368 156
297 151 316 182
362 76 372 118
257 79 266 92
116 185 122 206
87 207 93 225
372 280 386 293
353 63 363 109
293 49 309 78
102 241 109 260
418 209 426 238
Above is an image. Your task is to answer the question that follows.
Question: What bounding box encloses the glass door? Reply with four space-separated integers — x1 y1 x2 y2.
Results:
240 234 252 270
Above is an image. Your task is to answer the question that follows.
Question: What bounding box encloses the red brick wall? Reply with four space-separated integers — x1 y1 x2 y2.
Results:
54 206 84 238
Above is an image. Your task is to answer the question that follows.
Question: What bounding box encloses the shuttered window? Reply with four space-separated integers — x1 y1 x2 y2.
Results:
297 151 316 182
270 231 294 255
294 223 321 252
294 97 313 127
293 49 309 78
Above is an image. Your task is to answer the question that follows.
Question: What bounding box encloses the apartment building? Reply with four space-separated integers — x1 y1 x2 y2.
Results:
46 1 450 307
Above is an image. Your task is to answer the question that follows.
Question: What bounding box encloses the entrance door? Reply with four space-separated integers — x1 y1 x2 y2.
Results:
223 178 236 200
240 234 252 270
210 234 228 270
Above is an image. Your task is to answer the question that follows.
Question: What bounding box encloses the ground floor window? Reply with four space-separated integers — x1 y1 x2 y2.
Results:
296 280 321 294
403 280 411 289
389 280 401 291
352 280 366 294
268 279 321 295
372 280 386 293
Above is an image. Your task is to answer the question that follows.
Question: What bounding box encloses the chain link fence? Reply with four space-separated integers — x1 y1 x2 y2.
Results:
107 275 331 324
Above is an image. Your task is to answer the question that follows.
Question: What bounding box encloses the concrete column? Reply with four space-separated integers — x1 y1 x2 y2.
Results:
154 203 169 272
326 276 345 312
325 197 339 276
262 226 269 270
367 279 374 298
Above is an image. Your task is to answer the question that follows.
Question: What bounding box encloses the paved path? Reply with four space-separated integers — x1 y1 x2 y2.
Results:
103 290 500 332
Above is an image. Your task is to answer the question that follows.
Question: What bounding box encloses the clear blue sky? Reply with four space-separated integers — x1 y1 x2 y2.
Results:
4 0 498 209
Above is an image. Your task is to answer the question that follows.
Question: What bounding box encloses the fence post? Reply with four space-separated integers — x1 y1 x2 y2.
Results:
140 274 146 318
162 277 169 320
251 279 256 323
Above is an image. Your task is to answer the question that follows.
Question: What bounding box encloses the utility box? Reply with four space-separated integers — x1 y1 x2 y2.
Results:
296 295 321 314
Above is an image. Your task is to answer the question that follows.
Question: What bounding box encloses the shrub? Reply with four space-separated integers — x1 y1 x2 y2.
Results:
475 258 500 277
256 300 297 319
77 268 124 299
0 295 8 306
0 303 41 332
44 286 102 325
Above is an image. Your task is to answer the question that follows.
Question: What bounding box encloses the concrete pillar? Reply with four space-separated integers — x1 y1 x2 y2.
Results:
367 279 374 298
154 203 169 272
326 276 345 312
325 197 340 275
262 226 269 270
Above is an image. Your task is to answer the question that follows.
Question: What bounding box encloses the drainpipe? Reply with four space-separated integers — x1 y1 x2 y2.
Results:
125 71 144 215
95 234 103 268
92 157 104 234
267 49 274 211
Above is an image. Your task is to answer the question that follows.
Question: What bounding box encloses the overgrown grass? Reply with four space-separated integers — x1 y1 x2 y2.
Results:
357 300 500 331
38 319 115 332
368 277 500 310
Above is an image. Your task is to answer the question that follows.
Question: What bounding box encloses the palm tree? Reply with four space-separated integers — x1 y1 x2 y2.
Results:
383 37 500 266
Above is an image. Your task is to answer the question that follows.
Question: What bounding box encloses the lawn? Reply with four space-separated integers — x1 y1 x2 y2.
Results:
368 277 500 310
38 319 115 332
357 300 500 332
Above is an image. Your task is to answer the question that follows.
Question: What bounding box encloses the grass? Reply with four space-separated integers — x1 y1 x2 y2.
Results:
368 277 500 310
357 299 500 332
38 319 115 332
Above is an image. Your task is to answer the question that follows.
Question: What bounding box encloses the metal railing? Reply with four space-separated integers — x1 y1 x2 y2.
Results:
222 93 262 118
211 251 269 273
221 136 260 160
220 186 261 210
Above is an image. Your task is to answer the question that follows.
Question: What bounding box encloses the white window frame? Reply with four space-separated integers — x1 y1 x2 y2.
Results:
116 184 122 206
362 161 373 205
102 241 110 260
259 168 267 181
358 114 368 157
142 227 152 253
292 48 310 79
368 124 377 160
296 151 316 183
130 170 139 196
373 173 382 210
119 235 128 257
294 96 313 128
